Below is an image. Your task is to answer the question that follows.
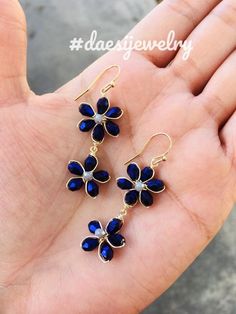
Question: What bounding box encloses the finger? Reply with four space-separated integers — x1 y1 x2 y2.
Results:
129 0 221 67
200 51 236 125
172 0 236 94
0 0 29 102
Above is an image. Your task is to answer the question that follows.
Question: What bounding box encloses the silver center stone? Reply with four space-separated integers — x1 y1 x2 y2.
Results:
94 114 103 124
95 228 106 238
135 181 144 192
83 171 93 181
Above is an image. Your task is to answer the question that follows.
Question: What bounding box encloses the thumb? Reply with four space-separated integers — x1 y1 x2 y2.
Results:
0 0 29 104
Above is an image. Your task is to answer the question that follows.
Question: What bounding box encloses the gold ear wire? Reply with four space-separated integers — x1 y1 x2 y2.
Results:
125 132 172 168
74 64 121 101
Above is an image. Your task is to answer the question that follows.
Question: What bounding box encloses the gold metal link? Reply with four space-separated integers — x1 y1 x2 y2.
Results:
117 204 130 220
90 142 99 156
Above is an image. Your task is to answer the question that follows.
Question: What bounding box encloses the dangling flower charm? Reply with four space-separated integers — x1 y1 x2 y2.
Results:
117 163 165 207
66 155 110 198
81 218 126 263
78 97 123 143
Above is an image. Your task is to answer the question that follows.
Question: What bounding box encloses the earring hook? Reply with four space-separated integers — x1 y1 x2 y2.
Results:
74 64 120 101
125 132 172 168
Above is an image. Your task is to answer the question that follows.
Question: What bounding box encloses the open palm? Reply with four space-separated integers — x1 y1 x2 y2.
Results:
1 0 236 313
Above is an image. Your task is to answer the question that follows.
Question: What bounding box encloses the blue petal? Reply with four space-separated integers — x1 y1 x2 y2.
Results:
67 178 84 191
106 218 123 235
140 167 154 182
68 161 84 176
105 121 120 137
79 119 96 132
140 190 153 207
84 155 98 171
107 233 125 248
146 179 165 192
97 97 109 114
88 220 103 233
127 163 140 181
86 180 99 198
93 170 110 183
92 124 105 143
79 103 95 117
117 178 133 190
105 107 123 119
99 241 113 262
124 189 139 206
81 237 99 251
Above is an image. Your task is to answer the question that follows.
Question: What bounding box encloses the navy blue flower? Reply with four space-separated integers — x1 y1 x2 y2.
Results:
117 163 165 207
78 97 123 143
81 218 125 263
66 155 110 198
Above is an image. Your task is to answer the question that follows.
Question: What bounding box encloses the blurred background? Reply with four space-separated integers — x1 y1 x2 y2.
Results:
20 1 236 313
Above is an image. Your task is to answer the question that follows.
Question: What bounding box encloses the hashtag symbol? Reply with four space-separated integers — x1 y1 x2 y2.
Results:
69 37 83 51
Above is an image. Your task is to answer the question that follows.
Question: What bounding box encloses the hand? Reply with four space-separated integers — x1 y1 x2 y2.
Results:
0 0 235 313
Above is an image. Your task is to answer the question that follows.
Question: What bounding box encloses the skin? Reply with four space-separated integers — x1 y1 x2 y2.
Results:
0 0 236 313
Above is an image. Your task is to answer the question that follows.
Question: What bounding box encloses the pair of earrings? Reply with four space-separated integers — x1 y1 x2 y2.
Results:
66 65 172 263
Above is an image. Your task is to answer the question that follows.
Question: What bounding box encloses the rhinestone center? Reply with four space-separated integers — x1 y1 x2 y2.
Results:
83 171 93 181
135 181 145 192
95 228 106 238
94 114 104 124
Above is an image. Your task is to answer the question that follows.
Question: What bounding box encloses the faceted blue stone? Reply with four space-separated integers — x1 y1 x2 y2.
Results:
140 167 154 182
88 220 102 233
99 241 113 262
106 218 123 235
79 119 96 132
92 124 105 143
67 178 83 191
124 189 139 206
146 179 165 192
117 178 133 190
68 161 84 176
140 190 153 207
86 180 99 197
79 103 95 117
105 121 120 136
107 233 125 248
97 97 109 114
93 170 110 182
84 155 97 171
81 237 99 251
105 107 122 119
127 163 140 181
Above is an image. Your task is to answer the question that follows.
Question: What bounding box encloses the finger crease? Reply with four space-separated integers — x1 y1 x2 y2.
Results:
165 0 200 27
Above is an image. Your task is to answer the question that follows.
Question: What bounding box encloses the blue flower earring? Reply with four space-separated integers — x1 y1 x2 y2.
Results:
81 133 173 262
66 65 123 198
